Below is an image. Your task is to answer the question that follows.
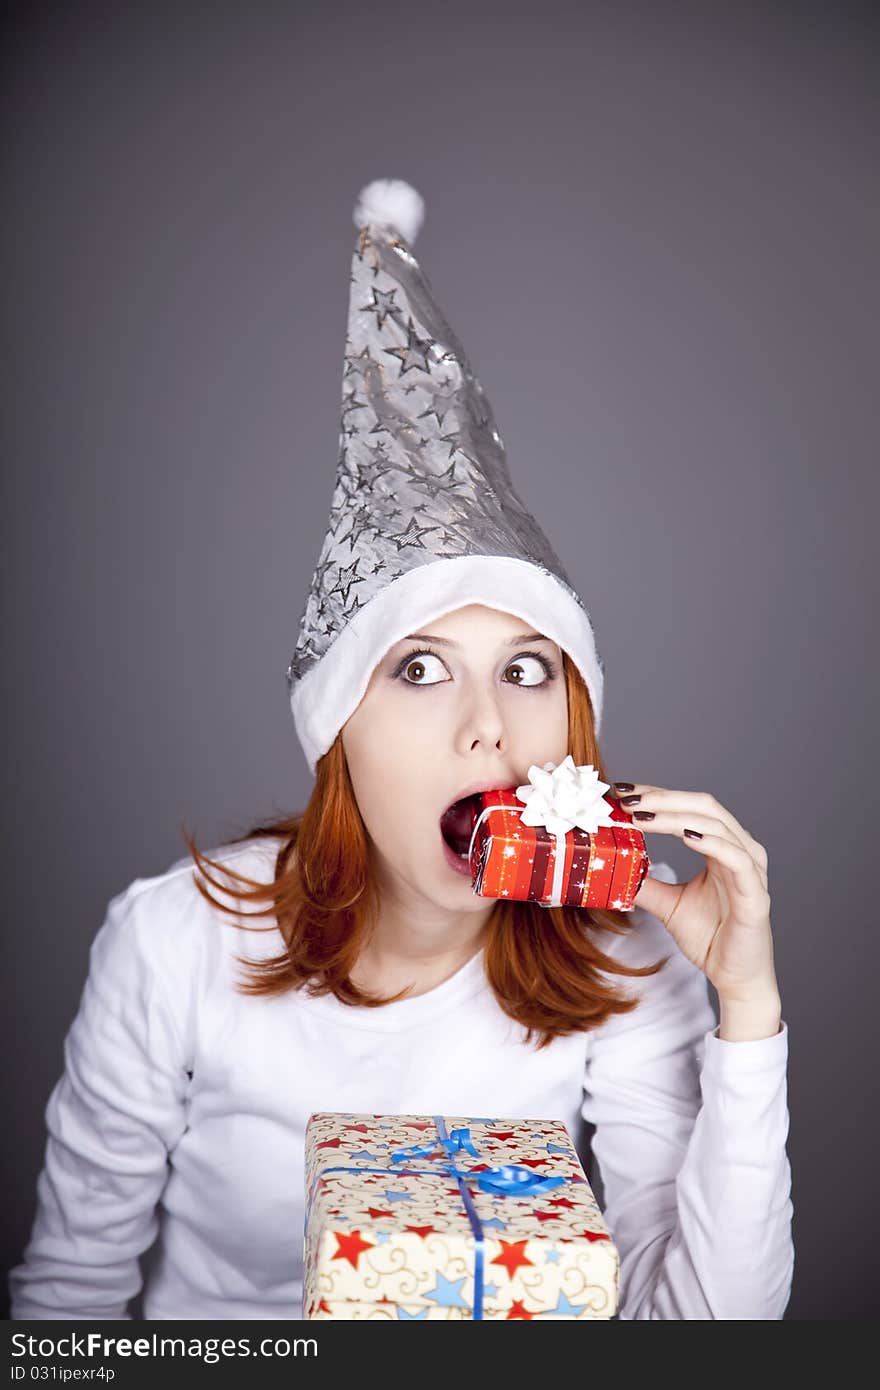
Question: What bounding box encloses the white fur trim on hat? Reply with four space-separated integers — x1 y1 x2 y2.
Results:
290 555 604 776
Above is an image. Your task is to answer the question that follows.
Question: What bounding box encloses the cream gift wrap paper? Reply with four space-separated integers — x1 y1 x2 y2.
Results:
303 1112 619 1320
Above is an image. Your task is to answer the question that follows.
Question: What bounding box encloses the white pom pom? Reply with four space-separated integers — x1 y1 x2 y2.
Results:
353 178 425 244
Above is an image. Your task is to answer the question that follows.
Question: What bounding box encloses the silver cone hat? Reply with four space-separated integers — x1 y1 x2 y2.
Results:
287 178 605 774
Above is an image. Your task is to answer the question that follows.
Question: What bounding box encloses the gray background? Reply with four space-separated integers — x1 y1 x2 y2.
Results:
3 0 877 1320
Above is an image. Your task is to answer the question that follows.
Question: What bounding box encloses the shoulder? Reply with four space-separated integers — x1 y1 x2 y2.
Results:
90 835 284 989
123 834 282 913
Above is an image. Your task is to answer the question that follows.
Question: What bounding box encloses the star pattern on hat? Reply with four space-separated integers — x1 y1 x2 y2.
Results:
343 345 375 379
360 284 404 330
417 387 456 430
383 318 436 376
287 214 589 689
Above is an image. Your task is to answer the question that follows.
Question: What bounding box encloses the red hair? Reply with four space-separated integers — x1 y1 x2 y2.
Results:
182 652 669 1049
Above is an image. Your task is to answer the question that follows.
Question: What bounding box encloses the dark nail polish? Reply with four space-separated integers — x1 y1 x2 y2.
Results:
633 810 655 821
620 794 641 806
683 828 702 839
614 782 635 793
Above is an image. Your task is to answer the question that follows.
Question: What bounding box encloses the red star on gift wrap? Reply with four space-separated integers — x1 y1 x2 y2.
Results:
548 1197 578 1209
317 1298 332 1315
402 1121 434 1131
506 1299 536 1320
404 1224 439 1239
364 1207 395 1220
484 1130 517 1142
513 1157 550 1169
491 1239 535 1279
332 1228 375 1269
533 1210 563 1223
343 1123 372 1134
316 1137 344 1150
576 1230 611 1243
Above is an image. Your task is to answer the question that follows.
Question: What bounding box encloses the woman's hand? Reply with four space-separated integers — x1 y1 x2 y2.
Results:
613 782 782 1037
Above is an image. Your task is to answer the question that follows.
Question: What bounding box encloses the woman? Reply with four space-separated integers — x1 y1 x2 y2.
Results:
10 181 793 1320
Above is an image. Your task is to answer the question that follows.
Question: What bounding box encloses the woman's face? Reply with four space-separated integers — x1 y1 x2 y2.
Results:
341 604 569 914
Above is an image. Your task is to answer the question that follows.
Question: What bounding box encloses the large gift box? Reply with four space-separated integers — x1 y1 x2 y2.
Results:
469 786 650 910
303 1111 619 1320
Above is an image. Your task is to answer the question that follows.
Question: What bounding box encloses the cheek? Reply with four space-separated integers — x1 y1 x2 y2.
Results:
508 690 569 757
347 698 435 771
343 702 438 836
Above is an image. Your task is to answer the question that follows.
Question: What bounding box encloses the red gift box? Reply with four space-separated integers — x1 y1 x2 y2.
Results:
468 790 650 909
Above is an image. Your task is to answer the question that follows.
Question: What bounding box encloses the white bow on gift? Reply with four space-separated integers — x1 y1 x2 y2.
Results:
516 756 618 836
515 756 618 906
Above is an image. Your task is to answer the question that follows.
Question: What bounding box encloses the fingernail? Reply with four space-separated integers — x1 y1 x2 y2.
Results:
620 794 641 806
613 782 635 792
633 810 655 821
683 828 702 839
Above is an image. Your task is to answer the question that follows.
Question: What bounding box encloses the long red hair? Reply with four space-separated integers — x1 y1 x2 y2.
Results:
182 652 669 1049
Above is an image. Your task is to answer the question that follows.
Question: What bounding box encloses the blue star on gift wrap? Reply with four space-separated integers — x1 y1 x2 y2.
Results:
397 1306 429 1320
553 1291 588 1317
383 1191 414 1203
424 1273 469 1310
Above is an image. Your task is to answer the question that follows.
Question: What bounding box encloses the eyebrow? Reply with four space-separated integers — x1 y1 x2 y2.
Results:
401 631 553 648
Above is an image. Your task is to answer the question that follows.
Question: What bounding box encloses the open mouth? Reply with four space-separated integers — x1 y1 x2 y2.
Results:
439 794 481 857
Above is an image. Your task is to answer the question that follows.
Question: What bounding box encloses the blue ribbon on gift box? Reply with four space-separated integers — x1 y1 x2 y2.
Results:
307 1114 573 1319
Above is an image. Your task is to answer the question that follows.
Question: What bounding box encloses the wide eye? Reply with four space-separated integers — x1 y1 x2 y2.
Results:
400 652 448 685
505 655 549 687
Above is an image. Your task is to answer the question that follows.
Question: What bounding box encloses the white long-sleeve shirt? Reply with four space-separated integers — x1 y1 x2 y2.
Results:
9 837 794 1320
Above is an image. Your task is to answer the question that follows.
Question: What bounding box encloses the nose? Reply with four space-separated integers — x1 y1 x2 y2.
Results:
456 686 506 754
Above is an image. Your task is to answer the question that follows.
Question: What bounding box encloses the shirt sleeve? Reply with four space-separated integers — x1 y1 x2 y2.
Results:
9 877 192 1320
581 867 794 1320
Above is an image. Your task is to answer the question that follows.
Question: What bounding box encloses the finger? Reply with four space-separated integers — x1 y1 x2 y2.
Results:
679 827 772 918
619 785 768 887
637 809 770 909
630 808 768 894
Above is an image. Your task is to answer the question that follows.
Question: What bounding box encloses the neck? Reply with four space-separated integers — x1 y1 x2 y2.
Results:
351 862 495 1000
